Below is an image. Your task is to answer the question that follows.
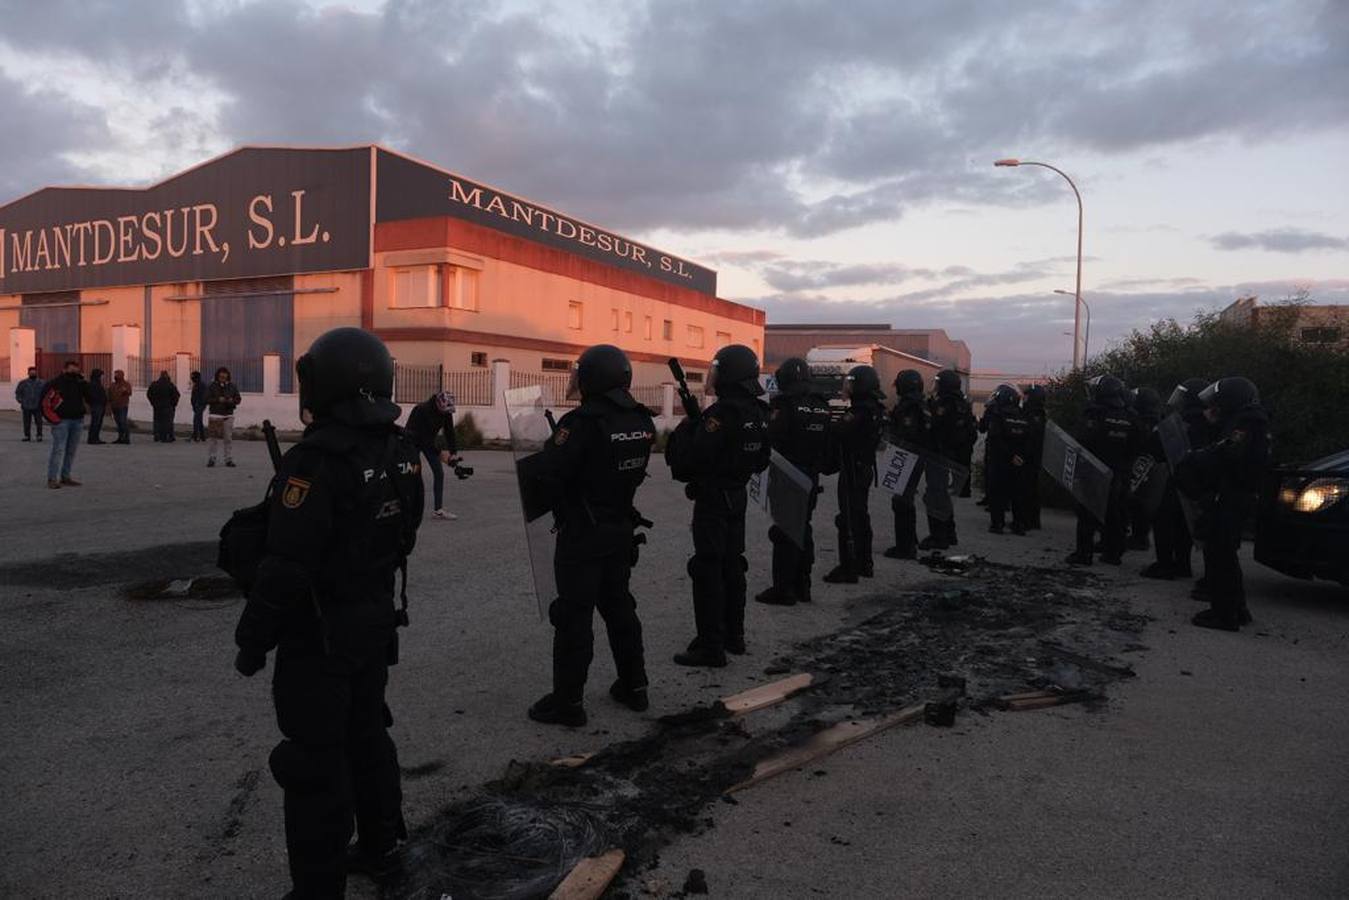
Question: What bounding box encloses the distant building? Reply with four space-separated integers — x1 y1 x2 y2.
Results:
0 145 764 398
764 323 971 376
1220 295 1347 350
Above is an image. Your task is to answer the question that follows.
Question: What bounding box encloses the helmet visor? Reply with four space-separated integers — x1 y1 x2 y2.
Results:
1167 384 1190 409
565 363 581 401
1198 382 1220 407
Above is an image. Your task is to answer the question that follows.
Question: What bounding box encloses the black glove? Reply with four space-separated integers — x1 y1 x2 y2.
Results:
234 649 266 677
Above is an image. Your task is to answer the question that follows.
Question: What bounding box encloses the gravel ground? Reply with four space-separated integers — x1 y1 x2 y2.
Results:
0 413 1345 899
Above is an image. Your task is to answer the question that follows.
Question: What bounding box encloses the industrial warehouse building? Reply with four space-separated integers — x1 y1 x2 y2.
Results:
0 145 764 430
764 323 972 390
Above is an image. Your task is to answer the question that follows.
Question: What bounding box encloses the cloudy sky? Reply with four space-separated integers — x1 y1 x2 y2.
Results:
1 0 1346 371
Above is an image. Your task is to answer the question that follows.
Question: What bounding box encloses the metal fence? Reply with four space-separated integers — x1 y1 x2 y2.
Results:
124 356 177 388
199 357 267 394
34 351 113 381
393 365 494 406
630 384 666 410
508 370 575 407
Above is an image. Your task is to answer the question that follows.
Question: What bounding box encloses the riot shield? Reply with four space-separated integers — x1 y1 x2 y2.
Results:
888 442 969 522
877 442 922 499
1154 413 1201 544
1130 454 1169 516
504 385 558 619
1041 421 1113 524
747 450 815 549
1156 413 1190 469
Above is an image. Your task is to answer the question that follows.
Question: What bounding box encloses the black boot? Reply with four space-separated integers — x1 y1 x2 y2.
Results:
1191 608 1239 632
528 694 587 727
1140 561 1174 579
673 641 728 668
609 680 650 712
918 517 949 550
822 564 858 584
883 545 916 559
754 586 797 606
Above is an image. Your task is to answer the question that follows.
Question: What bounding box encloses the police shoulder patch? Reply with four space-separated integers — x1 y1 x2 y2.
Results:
704 416 721 432
281 476 312 509
554 426 570 446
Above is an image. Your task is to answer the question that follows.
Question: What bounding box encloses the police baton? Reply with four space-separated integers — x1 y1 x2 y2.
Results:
261 419 283 473
668 357 702 420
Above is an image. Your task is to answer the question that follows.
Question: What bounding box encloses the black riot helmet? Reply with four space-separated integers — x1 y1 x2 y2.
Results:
1167 377 1209 414
1088 373 1126 407
1024 384 1046 408
843 365 884 402
708 344 764 397
935 369 964 397
569 344 635 406
296 327 399 427
1199 376 1259 415
1132 386 1162 418
894 369 924 400
991 383 1021 408
774 357 812 394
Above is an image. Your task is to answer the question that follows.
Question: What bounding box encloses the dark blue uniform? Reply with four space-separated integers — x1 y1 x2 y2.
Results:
764 387 832 601
886 395 928 557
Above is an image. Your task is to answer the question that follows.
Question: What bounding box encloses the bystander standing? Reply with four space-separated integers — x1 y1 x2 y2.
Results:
205 367 241 468
189 371 207 442
147 371 180 442
87 368 109 444
108 370 132 444
14 367 45 441
42 360 92 488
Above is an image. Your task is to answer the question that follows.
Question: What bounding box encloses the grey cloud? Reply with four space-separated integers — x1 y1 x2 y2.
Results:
0 0 1346 236
1211 229 1349 253
761 261 928 292
0 70 111 198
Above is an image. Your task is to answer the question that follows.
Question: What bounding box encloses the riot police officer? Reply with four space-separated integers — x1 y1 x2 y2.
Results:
883 369 928 560
233 327 424 897
526 345 656 726
1177 376 1269 631
1066 374 1137 565
667 345 771 666
983 384 1034 535
823 365 885 583
755 357 832 606
1022 384 1048 529
1143 378 1213 580
1127 387 1164 550
922 369 976 549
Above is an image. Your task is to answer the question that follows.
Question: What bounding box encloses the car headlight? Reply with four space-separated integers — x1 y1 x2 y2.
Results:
1284 478 1349 513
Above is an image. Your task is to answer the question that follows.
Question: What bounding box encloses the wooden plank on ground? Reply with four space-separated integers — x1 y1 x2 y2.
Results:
727 703 927 794
720 673 815 715
549 848 625 900
551 753 595 768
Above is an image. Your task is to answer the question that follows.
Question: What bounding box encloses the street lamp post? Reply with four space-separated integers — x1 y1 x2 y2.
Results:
995 158 1084 370
1055 289 1091 362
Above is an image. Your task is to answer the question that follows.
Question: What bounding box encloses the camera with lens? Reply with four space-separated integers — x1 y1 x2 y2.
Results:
452 463 474 480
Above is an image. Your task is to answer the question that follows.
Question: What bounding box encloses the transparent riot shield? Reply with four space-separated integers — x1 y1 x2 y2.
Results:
877 442 922 499
504 385 558 620
1156 413 1190 469
889 442 969 522
747 450 815 549
1130 454 1169 516
1041 421 1113 523
1154 413 1201 544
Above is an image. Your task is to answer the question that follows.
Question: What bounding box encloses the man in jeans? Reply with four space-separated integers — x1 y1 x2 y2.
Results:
205 367 241 468
44 360 92 488
108 370 133 444
14 367 45 441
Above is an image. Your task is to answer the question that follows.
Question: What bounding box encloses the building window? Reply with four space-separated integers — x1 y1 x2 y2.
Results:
624 311 633 333
686 371 704 384
1302 326 1342 344
644 316 653 340
542 358 573 372
610 308 620 331
715 330 732 348
568 301 583 330
662 319 673 341
687 324 705 348
448 267 479 311
391 266 442 308
470 351 488 368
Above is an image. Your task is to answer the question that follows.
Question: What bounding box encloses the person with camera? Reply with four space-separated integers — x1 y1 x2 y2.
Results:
404 390 469 520
231 327 424 897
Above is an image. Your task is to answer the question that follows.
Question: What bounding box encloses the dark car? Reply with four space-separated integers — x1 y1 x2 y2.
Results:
1255 448 1349 586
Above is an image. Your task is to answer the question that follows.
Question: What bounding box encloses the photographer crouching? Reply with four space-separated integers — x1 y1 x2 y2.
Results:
405 390 472 520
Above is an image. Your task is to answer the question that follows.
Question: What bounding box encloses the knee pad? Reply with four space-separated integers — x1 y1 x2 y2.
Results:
767 525 788 546
269 740 342 794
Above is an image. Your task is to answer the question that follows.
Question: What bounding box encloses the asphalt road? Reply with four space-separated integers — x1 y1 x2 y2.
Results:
1 414 1346 899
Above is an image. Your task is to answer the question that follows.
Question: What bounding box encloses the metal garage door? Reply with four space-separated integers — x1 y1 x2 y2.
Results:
200 277 294 393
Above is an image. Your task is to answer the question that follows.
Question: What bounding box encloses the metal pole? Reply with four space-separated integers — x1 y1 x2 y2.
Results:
999 160 1084 369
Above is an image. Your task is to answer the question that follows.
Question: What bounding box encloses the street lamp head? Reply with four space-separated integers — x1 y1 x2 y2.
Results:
993 158 1021 167
1053 289 1072 295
